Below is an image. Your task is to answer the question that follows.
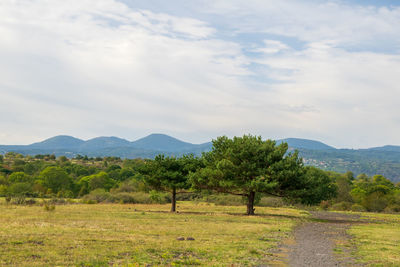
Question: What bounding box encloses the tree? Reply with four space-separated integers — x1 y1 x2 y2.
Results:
329 172 352 203
190 135 335 215
8 182 33 197
299 167 337 205
58 156 68 163
141 154 200 212
8 172 32 183
39 166 72 194
78 172 116 192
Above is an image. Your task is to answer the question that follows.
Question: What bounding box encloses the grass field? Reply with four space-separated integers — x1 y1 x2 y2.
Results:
0 201 308 266
349 212 400 266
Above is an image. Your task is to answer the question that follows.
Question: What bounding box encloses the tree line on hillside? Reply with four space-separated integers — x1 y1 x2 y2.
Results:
299 149 400 182
1 135 398 215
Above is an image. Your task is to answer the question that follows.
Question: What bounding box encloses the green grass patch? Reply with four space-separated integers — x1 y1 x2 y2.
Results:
349 212 400 266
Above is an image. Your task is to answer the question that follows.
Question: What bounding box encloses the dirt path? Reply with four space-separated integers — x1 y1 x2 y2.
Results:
285 211 366 267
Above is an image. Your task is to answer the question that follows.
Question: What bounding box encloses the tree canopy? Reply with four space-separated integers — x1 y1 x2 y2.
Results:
139 154 201 212
190 135 336 215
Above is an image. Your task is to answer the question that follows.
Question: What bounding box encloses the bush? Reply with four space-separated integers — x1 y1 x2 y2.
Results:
0 185 8 196
384 204 400 213
319 200 331 210
111 179 148 193
362 192 388 212
48 198 67 205
8 182 33 197
350 203 366 212
25 198 36 205
81 190 168 204
149 190 170 204
130 192 161 204
11 196 26 205
330 201 352 211
82 189 112 203
113 192 136 204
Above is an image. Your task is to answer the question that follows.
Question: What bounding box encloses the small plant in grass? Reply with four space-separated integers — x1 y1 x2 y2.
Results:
320 200 330 210
11 196 26 205
43 200 55 211
25 198 36 205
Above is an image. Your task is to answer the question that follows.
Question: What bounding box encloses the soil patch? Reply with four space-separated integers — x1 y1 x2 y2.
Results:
284 211 366 267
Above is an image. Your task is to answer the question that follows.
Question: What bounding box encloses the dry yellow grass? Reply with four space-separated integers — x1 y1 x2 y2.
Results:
0 201 307 266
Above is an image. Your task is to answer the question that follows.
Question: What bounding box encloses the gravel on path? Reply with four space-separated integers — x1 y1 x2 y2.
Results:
286 211 366 267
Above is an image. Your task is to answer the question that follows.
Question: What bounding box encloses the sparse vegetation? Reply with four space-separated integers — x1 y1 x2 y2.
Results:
0 201 306 266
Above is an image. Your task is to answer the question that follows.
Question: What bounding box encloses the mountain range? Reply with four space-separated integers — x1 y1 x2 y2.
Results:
1 134 400 182
0 134 212 159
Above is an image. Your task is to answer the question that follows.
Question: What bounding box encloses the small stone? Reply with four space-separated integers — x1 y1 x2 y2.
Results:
176 237 185 241
186 237 195 241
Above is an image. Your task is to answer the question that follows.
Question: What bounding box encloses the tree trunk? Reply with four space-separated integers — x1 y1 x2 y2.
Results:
246 191 256 215
171 187 176 212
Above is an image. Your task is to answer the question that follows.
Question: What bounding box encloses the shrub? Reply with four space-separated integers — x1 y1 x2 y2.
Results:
350 203 366 212
8 182 33 197
25 198 36 205
113 192 136 204
149 190 170 204
11 196 26 205
362 192 388 212
320 200 331 210
330 201 352 211
384 204 400 213
82 189 112 203
129 192 158 204
111 179 148 193
49 198 67 205
0 185 8 196
57 190 74 198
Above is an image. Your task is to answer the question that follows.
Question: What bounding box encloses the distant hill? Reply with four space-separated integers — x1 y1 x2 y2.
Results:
298 148 400 183
277 138 335 150
1 134 400 182
79 137 132 151
365 145 400 152
0 134 212 158
30 135 84 149
132 134 201 152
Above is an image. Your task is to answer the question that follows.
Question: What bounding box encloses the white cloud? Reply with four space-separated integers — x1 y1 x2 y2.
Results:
253 40 290 54
202 0 400 49
0 0 250 144
1 0 400 148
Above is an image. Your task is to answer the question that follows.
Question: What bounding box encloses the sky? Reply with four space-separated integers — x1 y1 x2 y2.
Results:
1 0 400 148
